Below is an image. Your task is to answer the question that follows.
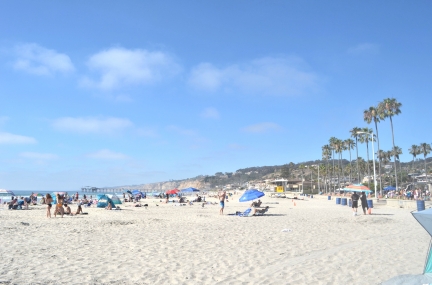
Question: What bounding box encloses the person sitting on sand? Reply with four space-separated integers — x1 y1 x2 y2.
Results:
63 204 72 215
251 200 262 208
75 203 83 215
105 203 113 210
54 194 65 218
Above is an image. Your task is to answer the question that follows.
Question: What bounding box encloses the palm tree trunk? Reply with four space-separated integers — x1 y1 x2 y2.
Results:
355 138 360 182
389 116 398 190
332 150 335 192
425 157 428 183
366 140 371 187
374 120 382 196
349 148 352 183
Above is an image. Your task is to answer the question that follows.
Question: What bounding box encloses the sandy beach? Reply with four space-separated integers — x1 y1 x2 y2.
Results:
0 195 428 285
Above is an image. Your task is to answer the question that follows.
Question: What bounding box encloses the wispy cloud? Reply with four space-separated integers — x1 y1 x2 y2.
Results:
80 47 181 90
200 107 220 119
0 132 37 144
52 117 133 134
188 56 319 96
242 122 282 134
347 43 380 55
87 149 128 160
20 152 58 160
13 43 74 76
167 125 198 137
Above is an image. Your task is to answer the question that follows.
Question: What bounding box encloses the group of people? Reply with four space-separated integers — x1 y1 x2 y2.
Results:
44 193 84 218
350 191 369 216
385 189 429 200
6 196 31 210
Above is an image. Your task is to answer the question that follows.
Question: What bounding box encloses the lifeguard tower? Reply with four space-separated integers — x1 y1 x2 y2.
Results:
272 179 288 193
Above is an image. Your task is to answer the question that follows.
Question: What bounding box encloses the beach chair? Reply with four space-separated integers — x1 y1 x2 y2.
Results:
237 208 252 217
255 206 269 216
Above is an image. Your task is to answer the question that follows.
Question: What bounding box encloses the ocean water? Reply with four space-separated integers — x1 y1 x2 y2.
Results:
0 190 118 203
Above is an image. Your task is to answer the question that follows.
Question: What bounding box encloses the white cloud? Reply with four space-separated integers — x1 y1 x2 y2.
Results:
200 107 220 119
13 43 74 76
81 47 181 90
347 43 380 55
188 56 319 96
167 125 198 137
0 132 37 144
242 122 282 134
52 117 133 134
20 152 58 160
87 149 128 160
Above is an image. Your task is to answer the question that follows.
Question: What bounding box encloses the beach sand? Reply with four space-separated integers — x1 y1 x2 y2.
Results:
0 195 428 285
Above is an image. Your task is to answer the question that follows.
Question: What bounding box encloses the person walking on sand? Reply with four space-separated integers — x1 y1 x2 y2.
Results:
351 192 360 216
360 191 369 215
45 193 53 218
218 190 226 215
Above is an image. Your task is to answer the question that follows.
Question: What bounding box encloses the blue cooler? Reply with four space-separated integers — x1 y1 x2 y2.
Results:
328 196 331 200
336 197 341 205
341 198 347 206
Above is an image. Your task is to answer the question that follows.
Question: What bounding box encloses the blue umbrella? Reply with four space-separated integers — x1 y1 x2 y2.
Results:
384 186 396 191
132 190 141 195
239 189 265 202
181 187 200 193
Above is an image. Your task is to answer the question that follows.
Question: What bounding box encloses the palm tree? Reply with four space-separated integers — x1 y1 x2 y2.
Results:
334 139 344 188
386 150 394 186
360 127 374 187
322 145 332 193
409 145 420 170
392 146 403 184
379 98 402 190
419 143 432 182
364 106 383 195
329 137 339 190
350 127 362 182
344 139 355 183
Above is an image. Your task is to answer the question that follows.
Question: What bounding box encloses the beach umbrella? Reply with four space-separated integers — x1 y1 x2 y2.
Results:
0 189 16 196
166 189 180 195
131 190 141 195
383 186 396 191
181 187 200 193
342 184 372 193
239 189 265 202
412 208 432 274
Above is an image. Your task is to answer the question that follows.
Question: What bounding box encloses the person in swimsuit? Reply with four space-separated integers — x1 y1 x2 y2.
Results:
54 194 64 218
218 190 226 215
46 193 53 218
360 192 369 215
351 192 360 216
63 204 72 215
75 203 83 215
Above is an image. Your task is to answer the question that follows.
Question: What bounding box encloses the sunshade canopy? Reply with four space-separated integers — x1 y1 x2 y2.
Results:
384 186 396 191
181 187 200 192
343 184 372 193
0 189 16 196
412 208 432 274
166 189 180 194
239 189 265 202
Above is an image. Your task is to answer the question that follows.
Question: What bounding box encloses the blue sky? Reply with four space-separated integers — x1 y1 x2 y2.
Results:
0 1 431 190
